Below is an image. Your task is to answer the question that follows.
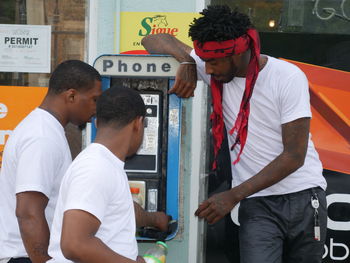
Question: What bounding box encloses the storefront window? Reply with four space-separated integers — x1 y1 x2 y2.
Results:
0 0 87 158
0 0 86 86
211 0 350 71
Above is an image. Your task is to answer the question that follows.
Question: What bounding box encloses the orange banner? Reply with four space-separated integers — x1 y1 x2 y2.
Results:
0 86 47 167
283 59 350 174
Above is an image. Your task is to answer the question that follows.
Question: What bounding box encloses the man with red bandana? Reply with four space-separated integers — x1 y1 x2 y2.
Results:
142 5 327 263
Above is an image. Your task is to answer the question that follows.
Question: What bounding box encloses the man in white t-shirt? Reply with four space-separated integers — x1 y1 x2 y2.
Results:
0 60 103 263
142 5 327 263
48 86 149 263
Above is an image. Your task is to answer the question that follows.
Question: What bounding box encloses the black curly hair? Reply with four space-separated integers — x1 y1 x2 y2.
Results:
189 5 253 43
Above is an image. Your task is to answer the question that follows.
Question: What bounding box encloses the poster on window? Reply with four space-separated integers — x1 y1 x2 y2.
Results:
119 12 200 54
0 24 51 73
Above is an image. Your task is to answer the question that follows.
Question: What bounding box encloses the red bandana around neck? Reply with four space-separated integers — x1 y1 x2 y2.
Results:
193 28 261 169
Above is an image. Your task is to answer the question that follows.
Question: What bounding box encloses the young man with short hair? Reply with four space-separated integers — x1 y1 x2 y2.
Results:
47 87 149 263
0 60 103 263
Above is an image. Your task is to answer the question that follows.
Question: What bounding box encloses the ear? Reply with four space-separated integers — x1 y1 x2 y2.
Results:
133 116 144 132
65 89 77 103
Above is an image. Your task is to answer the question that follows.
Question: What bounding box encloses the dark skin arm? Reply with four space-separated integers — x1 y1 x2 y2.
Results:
61 209 145 263
195 117 311 224
16 191 51 263
142 33 197 98
133 202 171 232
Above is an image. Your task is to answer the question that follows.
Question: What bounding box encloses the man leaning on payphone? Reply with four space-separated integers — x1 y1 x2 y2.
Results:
142 5 327 263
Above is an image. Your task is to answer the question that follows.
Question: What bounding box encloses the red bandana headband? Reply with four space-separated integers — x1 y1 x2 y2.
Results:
193 34 250 59
194 28 260 169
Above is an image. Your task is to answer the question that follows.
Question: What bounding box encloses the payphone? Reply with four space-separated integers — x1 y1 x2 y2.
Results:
124 90 163 211
93 54 181 239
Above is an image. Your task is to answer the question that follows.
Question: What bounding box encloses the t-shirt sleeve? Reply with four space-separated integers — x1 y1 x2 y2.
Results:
63 163 116 223
279 69 312 124
15 137 62 197
190 49 211 85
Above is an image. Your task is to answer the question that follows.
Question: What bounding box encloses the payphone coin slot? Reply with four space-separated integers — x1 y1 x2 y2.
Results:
147 188 158 212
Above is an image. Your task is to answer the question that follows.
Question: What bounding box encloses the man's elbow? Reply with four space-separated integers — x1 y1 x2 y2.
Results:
15 206 38 222
140 34 151 47
141 33 173 52
141 34 156 49
142 33 166 44
61 238 84 261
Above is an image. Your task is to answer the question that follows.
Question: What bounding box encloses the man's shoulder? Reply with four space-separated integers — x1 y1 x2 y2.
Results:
12 108 39 132
7 129 66 162
15 109 65 143
71 144 119 175
65 149 120 192
13 108 58 134
267 56 304 76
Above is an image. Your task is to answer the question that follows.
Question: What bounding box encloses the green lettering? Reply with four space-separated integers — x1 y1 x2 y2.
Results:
138 17 153 36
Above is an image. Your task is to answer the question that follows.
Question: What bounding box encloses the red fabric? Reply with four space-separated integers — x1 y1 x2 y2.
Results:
194 28 260 168
120 50 149 55
194 34 250 59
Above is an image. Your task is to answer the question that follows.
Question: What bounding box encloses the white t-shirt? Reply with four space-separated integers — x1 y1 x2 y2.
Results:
0 108 72 259
48 143 138 262
191 50 327 197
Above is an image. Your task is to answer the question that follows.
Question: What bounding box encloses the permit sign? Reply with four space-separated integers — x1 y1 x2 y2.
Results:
94 55 179 77
0 24 51 73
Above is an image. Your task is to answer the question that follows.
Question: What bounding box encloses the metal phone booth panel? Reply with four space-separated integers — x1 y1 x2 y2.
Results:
93 54 180 240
